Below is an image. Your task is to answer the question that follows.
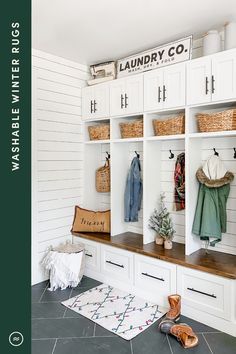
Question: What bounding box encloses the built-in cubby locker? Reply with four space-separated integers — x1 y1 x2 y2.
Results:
143 137 186 245
83 142 111 212
110 141 143 237
186 102 236 256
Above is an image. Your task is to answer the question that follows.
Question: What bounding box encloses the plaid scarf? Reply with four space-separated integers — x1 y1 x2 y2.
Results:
174 152 185 211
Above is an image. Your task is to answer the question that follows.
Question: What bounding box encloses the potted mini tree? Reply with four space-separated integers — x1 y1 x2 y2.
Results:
148 193 175 249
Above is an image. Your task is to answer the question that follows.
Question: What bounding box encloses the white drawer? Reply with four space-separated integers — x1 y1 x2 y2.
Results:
101 245 134 283
73 237 100 272
134 254 176 306
177 266 233 320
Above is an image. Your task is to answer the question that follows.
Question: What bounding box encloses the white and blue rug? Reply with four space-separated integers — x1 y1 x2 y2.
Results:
62 284 164 340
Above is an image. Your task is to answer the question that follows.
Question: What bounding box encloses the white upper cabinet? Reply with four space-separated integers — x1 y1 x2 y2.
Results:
187 57 212 105
110 75 143 116
82 83 109 120
144 69 164 111
187 49 236 105
211 49 236 102
163 63 186 108
144 63 185 111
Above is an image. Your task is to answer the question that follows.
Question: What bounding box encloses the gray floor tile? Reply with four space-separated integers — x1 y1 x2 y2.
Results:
32 287 47 303
32 302 65 319
95 323 116 337
204 332 236 354
168 333 211 353
79 276 102 288
40 287 72 302
32 339 56 354
32 317 94 339
70 286 91 298
132 322 171 354
54 337 131 354
179 315 219 333
32 280 48 290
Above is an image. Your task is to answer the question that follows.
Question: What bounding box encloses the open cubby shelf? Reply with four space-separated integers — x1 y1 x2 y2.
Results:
83 100 236 259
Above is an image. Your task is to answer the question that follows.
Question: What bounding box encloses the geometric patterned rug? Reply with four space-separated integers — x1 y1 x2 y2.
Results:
62 284 164 340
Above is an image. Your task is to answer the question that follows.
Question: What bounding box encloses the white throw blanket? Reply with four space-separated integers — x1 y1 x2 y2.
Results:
42 250 84 291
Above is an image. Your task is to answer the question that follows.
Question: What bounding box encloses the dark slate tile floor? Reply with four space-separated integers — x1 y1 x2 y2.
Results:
32 276 236 354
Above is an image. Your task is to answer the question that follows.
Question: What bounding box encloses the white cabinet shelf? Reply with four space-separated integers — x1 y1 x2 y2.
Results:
146 134 185 141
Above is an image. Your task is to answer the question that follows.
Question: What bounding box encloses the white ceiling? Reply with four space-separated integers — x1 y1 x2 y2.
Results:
32 0 236 65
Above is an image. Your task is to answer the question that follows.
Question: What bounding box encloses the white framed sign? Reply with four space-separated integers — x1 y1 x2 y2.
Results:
117 35 192 78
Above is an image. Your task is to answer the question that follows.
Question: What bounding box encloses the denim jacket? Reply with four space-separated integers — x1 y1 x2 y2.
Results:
124 157 142 222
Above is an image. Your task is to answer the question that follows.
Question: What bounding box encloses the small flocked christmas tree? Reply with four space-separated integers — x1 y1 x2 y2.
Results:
149 193 175 243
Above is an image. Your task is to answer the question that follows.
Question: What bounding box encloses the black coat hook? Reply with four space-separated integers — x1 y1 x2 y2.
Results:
234 148 236 159
106 151 110 159
213 148 219 156
169 150 174 159
135 151 140 159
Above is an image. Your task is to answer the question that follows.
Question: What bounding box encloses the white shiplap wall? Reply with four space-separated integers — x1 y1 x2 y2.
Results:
32 49 89 284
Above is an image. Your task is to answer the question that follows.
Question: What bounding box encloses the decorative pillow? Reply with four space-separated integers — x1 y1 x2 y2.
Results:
71 206 110 233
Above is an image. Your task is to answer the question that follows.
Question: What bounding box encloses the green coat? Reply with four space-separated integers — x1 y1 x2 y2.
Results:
192 168 234 246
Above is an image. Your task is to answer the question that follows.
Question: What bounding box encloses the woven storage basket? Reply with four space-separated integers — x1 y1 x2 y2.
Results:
119 119 143 138
96 159 110 193
153 115 185 136
88 124 110 141
197 109 236 132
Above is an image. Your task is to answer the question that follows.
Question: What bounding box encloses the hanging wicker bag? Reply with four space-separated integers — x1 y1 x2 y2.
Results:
96 159 110 193
153 114 185 136
197 109 236 132
119 119 143 138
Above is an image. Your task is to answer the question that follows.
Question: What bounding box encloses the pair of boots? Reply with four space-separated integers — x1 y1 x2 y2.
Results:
159 295 199 349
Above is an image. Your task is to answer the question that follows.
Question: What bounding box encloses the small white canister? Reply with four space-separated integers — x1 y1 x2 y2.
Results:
224 22 236 50
203 30 221 56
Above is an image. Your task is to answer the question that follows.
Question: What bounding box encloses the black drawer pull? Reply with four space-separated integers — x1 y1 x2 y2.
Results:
106 260 124 268
211 75 215 93
90 100 94 113
187 287 217 299
163 84 167 101
142 272 164 282
121 94 124 109
158 86 162 102
205 76 209 95
85 253 93 258
125 93 128 108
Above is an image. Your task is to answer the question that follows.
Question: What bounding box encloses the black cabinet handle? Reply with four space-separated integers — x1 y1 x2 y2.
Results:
158 86 162 102
85 253 93 258
141 272 165 282
106 260 124 268
90 100 94 113
205 77 209 95
93 100 97 112
211 75 215 93
125 93 128 108
187 287 217 299
163 85 167 102
121 94 124 109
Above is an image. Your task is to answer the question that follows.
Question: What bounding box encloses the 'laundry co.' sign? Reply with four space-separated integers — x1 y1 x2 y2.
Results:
117 36 192 77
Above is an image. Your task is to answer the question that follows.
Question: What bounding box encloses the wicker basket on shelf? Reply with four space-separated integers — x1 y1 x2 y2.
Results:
197 109 236 132
153 114 185 136
88 124 110 141
96 159 110 193
119 119 143 138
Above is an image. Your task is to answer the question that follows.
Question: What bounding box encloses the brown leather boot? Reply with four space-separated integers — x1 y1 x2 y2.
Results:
166 294 181 322
159 320 199 349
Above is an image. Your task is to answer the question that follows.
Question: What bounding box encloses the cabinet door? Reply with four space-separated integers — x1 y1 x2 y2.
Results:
82 86 95 120
110 79 126 117
94 83 110 118
187 57 212 105
211 49 236 102
125 75 144 114
144 69 164 111
164 63 186 108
